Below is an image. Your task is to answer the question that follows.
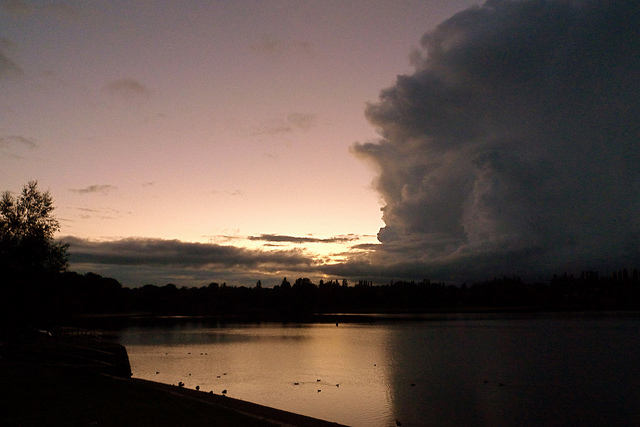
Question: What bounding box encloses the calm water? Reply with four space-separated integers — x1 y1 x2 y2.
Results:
118 313 640 426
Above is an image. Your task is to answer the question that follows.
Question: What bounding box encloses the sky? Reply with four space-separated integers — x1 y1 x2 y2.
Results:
2 0 639 287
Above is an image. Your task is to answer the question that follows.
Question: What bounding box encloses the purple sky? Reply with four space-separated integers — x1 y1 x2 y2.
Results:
2 0 639 287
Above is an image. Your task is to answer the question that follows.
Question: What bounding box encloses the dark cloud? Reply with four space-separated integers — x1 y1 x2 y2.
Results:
103 78 151 100
62 237 313 268
249 234 359 244
353 0 640 282
61 237 316 286
70 185 118 195
350 243 382 251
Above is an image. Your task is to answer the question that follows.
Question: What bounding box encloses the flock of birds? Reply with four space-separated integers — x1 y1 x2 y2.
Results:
157 351 375 397
290 378 341 393
155 350 509 427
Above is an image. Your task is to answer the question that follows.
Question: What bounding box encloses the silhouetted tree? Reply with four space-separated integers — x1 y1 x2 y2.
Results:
0 182 70 329
0 181 68 279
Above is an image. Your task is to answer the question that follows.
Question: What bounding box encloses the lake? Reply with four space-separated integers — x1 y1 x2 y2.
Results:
117 312 640 426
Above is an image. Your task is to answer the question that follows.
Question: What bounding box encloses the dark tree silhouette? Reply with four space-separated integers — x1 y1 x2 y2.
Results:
0 181 68 279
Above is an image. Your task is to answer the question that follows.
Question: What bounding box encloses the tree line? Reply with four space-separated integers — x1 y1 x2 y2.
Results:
5 268 640 327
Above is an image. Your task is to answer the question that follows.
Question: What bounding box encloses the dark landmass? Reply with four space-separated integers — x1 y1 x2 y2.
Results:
3 269 640 330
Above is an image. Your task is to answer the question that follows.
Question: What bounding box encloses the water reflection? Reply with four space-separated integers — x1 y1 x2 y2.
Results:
120 323 393 426
119 314 640 426
385 316 640 426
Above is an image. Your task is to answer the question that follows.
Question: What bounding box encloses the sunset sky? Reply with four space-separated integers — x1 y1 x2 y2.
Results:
2 0 639 287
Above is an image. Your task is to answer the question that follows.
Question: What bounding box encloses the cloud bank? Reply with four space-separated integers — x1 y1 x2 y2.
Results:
61 237 318 286
63 237 312 269
60 236 375 287
353 0 640 281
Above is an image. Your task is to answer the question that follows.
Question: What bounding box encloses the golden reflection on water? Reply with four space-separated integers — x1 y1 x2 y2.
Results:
123 323 394 426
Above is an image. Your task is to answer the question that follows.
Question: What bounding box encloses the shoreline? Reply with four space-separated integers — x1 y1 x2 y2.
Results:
0 367 346 426
128 377 346 427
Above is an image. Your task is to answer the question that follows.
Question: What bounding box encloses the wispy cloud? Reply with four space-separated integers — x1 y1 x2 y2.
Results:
70 185 118 195
253 112 316 135
73 206 131 221
287 113 316 131
211 189 243 197
253 118 293 136
103 78 151 101
248 34 312 56
249 234 360 244
0 135 36 149
0 47 24 80
0 135 36 159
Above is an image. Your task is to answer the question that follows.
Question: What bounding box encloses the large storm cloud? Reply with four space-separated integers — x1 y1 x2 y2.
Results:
353 0 640 281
